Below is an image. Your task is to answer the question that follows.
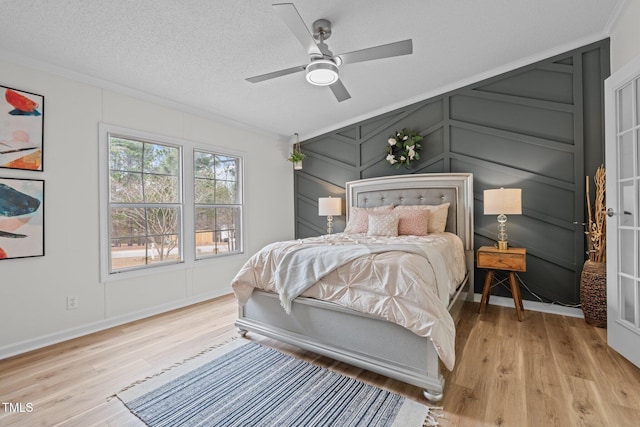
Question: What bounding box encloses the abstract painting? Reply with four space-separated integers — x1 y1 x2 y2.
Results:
0 85 44 171
0 178 44 259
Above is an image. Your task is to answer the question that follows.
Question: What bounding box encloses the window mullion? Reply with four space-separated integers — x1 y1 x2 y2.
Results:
182 146 195 265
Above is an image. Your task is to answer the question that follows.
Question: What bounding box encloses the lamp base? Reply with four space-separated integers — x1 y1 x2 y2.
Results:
326 215 334 235
497 240 508 251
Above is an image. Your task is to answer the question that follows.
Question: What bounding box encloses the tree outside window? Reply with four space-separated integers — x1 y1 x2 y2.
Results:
109 136 182 271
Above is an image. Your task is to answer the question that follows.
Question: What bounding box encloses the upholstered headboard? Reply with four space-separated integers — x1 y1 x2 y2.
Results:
345 173 474 251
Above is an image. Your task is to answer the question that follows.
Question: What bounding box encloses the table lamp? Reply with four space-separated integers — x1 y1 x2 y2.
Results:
318 197 342 234
484 188 522 250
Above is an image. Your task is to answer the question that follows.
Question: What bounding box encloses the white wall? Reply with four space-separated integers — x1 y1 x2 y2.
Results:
610 0 640 73
0 59 294 358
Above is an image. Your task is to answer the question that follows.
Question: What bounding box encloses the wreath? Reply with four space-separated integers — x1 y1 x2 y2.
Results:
385 128 423 168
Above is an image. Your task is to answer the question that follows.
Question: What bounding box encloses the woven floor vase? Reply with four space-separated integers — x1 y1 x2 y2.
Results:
580 260 607 328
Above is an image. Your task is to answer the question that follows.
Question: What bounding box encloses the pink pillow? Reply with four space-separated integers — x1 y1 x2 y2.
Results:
394 203 449 233
344 205 394 233
395 208 430 235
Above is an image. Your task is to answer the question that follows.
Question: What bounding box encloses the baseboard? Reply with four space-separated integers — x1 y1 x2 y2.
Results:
0 289 231 361
473 293 583 318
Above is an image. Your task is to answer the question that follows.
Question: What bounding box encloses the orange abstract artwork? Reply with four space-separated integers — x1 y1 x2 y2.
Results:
1 85 44 171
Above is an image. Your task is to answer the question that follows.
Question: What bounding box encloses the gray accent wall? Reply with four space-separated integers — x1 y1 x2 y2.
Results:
294 39 609 305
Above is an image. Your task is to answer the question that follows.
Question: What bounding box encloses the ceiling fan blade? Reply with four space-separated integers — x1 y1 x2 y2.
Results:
338 39 413 65
246 64 306 83
272 3 323 57
329 79 351 102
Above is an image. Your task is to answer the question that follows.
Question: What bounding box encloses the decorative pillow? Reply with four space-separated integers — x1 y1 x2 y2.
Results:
394 202 450 233
395 208 430 236
426 202 450 233
344 204 394 233
367 213 399 237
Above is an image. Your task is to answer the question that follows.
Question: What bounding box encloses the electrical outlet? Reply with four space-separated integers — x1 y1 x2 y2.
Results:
67 296 78 310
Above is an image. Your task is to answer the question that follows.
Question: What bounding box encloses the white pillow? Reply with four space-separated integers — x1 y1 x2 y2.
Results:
394 202 450 233
367 213 399 237
344 204 394 233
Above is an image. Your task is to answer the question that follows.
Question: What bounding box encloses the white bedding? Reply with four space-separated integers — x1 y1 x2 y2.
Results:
231 232 466 370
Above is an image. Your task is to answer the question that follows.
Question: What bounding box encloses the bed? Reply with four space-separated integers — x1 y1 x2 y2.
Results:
232 173 474 401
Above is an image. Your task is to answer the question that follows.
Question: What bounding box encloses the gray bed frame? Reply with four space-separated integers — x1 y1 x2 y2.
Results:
235 173 474 401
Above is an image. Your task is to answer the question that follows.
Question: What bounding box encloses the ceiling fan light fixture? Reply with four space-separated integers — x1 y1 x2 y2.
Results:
305 59 339 86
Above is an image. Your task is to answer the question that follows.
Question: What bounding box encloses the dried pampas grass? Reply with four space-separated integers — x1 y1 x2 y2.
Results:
585 165 606 263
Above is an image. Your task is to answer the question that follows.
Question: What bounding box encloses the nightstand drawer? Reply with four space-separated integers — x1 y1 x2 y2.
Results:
477 248 526 272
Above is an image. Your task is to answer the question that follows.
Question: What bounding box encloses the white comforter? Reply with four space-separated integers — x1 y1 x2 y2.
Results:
231 232 466 370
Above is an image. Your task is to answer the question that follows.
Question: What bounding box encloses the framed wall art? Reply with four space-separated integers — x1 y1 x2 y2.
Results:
0 177 44 259
0 85 44 171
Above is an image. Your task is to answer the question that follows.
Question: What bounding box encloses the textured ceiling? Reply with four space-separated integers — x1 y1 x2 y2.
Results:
0 0 625 141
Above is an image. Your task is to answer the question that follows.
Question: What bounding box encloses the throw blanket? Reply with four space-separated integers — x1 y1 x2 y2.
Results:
232 233 466 370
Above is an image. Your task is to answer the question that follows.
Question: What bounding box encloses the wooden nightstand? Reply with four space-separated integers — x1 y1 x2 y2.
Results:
477 246 527 321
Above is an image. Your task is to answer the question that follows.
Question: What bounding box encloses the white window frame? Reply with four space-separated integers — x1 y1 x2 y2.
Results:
99 123 244 282
193 148 243 260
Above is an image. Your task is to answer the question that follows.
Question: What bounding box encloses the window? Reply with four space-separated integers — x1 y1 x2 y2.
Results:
108 135 183 272
99 124 243 281
194 150 241 259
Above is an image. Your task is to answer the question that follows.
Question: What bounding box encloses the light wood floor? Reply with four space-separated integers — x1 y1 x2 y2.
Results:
1 294 639 426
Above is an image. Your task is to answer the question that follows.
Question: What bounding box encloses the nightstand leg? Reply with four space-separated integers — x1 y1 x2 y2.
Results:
479 270 494 314
515 275 524 311
509 272 524 321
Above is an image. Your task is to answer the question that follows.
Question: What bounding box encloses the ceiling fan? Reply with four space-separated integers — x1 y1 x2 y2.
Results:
246 3 413 102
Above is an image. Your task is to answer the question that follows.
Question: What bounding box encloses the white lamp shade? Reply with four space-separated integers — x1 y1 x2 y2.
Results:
484 188 522 215
318 197 342 216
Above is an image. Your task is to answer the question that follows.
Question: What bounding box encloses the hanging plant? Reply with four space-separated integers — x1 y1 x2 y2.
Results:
287 133 306 169
287 149 306 163
385 128 423 168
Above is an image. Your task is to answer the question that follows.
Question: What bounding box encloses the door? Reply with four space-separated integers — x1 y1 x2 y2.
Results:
604 55 640 368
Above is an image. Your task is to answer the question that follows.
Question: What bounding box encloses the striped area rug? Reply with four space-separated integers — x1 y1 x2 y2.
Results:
116 339 441 426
